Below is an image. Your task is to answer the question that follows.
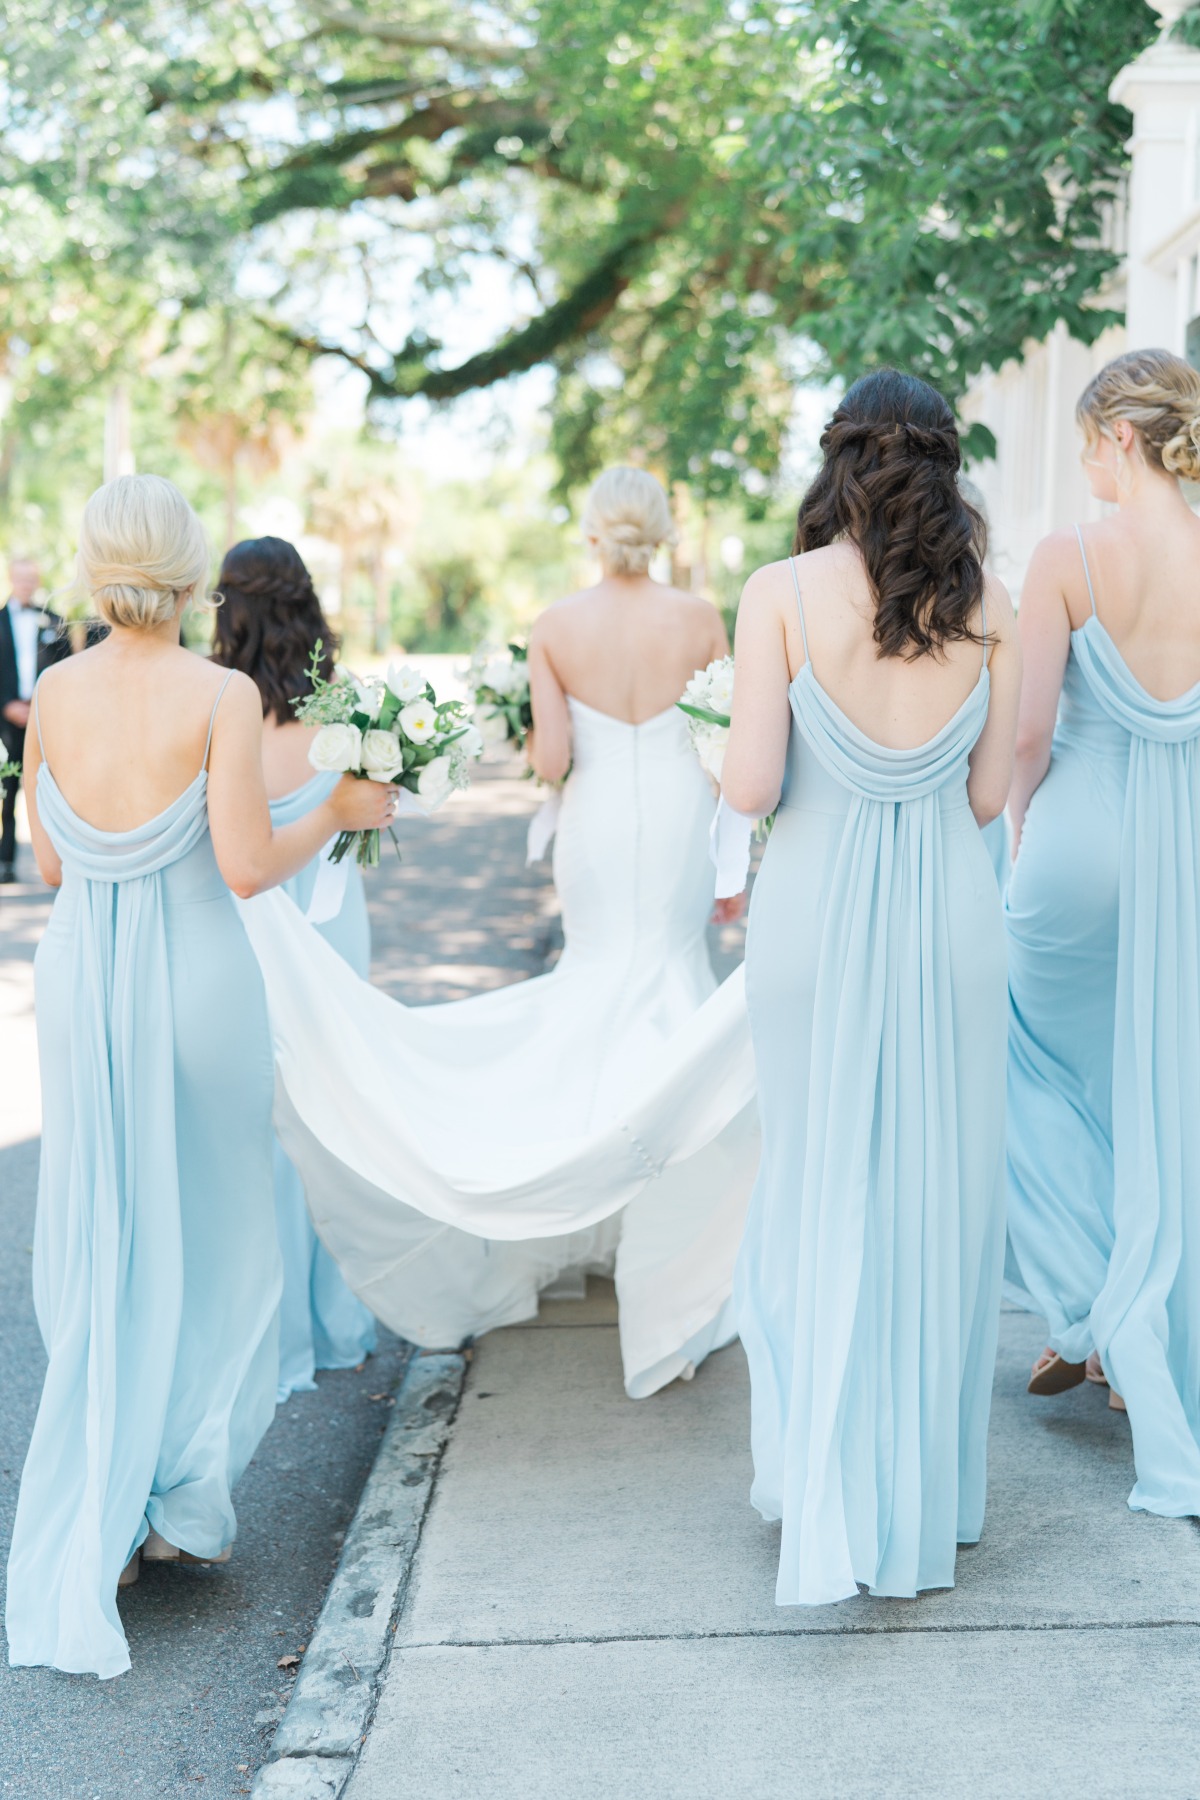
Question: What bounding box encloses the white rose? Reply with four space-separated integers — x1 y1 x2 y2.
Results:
386 663 428 703
449 722 484 761
309 722 362 773
483 656 518 695
478 709 511 748
398 700 440 744
361 728 405 781
412 755 454 812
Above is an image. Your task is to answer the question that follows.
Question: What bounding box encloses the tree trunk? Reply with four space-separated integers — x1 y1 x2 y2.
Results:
224 456 239 552
670 480 692 589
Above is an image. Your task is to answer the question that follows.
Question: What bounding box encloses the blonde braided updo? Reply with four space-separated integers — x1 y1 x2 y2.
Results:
78 474 213 629
1076 349 1200 483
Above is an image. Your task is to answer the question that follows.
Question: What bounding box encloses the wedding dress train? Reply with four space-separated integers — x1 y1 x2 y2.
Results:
239 698 759 1396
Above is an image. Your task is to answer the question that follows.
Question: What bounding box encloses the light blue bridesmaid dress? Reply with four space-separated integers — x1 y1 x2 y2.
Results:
1006 527 1200 1517
5 676 280 1678
270 773 376 1401
735 562 1008 1605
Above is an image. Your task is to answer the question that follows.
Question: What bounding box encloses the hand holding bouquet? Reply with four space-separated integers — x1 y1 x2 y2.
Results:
295 647 483 867
468 642 533 755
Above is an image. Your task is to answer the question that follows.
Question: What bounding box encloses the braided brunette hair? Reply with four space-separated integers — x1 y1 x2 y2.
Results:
794 370 986 659
211 536 338 724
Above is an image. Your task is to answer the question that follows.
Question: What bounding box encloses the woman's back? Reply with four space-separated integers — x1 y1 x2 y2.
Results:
1061 511 1200 701
35 639 233 831
778 542 992 749
534 578 726 725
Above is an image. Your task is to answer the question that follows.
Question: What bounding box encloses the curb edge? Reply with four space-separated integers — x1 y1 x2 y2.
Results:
251 1349 468 1798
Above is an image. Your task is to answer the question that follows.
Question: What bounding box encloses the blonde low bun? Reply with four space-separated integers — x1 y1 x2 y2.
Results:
581 466 677 577
78 474 213 630
1076 349 1200 484
1162 418 1200 484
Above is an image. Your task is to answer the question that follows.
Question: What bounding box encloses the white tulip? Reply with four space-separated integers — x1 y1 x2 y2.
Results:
398 701 440 744
386 663 428 703
352 678 384 719
412 755 454 811
309 722 362 773
448 722 484 760
708 669 735 714
361 728 405 781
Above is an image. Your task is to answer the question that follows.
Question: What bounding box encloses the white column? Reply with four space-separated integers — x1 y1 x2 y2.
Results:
1110 2 1200 351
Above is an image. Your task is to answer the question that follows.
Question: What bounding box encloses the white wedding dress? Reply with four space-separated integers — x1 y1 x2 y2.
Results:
238 697 758 1396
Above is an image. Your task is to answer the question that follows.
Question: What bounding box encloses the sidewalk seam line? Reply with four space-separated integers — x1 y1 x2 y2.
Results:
395 1617 1200 1650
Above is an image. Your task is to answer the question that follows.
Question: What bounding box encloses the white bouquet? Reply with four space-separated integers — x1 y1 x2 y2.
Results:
294 645 483 867
678 656 773 853
677 655 736 782
468 641 533 755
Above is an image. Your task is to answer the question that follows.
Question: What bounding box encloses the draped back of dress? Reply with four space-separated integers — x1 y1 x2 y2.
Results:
736 561 1008 1605
6 675 279 1678
1075 599 1200 1513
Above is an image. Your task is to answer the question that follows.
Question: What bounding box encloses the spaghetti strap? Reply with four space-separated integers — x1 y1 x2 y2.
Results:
1074 525 1098 618
787 556 811 667
980 591 988 666
202 671 235 772
32 678 47 766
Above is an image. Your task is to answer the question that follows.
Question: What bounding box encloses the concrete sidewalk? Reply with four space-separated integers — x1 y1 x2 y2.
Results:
345 1283 1200 1799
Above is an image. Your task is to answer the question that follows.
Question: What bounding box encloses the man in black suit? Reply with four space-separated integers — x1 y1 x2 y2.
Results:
0 557 73 881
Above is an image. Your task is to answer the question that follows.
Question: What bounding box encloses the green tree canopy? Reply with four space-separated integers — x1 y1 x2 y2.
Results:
1 0 1158 497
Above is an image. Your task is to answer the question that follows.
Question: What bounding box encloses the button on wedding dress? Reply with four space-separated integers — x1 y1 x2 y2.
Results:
239 697 759 1397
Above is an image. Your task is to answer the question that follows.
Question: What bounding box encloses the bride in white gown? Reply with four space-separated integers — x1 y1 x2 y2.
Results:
239 468 759 1396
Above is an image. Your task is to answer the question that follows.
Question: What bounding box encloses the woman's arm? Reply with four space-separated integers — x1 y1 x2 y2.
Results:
720 567 794 819
966 575 1021 827
207 674 397 898
1006 536 1073 851
526 618 572 784
19 710 62 888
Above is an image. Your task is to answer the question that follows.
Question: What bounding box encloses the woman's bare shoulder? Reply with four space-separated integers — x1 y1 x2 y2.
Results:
529 587 601 640
981 570 1015 628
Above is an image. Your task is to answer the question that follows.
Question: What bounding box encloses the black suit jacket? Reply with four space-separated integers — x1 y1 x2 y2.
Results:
0 602 72 746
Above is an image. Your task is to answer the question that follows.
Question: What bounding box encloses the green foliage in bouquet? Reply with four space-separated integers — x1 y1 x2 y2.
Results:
294 642 479 867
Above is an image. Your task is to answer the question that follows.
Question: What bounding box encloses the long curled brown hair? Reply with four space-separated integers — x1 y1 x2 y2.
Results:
211 537 338 723
794 370 986 659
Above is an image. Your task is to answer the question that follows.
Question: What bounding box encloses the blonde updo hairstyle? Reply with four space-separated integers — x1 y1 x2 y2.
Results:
1076 348 1200 484
581 466 677 577
78 474 213 630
